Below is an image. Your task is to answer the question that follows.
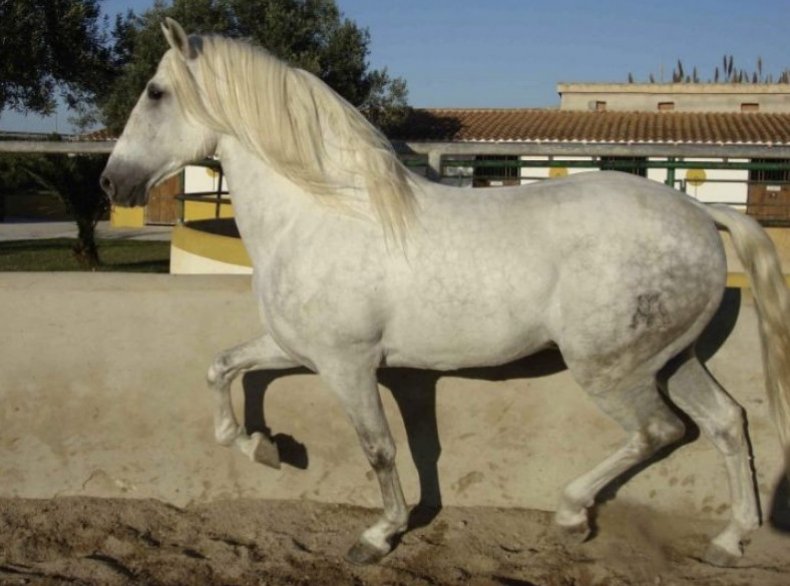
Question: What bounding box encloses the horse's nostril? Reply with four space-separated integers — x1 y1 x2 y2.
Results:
100 174 115 198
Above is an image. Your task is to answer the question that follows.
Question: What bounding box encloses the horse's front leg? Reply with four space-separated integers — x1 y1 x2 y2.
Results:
207 334 298 467
321 363 409 564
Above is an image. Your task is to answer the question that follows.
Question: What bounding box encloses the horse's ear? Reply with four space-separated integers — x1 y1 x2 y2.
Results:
161 17 196 60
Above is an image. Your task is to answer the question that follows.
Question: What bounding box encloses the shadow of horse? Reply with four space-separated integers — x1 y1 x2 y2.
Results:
241 288 789 535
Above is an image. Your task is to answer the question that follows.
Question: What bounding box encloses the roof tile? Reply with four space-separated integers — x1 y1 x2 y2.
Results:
393 109 790 145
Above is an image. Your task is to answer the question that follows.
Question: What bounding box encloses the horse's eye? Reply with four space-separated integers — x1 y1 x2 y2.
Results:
147 85 164 101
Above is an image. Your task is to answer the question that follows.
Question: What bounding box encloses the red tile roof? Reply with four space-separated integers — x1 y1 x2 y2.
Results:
393 109 790 146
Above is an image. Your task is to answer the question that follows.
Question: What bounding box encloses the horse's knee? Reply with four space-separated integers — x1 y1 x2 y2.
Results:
370 444 396 471
207 362 220 386
361 436 396 471
207 353 231 387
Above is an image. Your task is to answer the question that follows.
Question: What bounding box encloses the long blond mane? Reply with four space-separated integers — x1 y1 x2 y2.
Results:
165 34 416 243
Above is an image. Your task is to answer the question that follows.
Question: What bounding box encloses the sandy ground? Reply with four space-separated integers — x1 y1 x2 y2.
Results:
1 498 788 586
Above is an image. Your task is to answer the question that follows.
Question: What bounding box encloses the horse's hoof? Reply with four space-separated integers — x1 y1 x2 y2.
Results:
345 540 388 565
555 520 591 545
703 543 741 567
248 432 281 469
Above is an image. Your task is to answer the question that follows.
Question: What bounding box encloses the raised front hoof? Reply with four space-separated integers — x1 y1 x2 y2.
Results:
345 540 388 566
554 520 591 546
703 543 742 567
237 432 281 469
248 432 281 469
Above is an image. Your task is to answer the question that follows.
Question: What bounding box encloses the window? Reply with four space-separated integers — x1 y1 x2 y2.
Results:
658 101 675 112
473 155 519 186
750 158 790 183
741 103 760 113
600 156 647 177
595 101 607 112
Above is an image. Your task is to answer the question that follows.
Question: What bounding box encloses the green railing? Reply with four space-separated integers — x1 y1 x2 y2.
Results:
437 157 790 225
173 156 790 225
439 157 790 185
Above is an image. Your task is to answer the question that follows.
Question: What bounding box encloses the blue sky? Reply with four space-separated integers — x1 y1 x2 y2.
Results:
2 0 789 132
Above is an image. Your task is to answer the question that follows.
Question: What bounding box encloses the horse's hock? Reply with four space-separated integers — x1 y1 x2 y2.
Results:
0 273 784 524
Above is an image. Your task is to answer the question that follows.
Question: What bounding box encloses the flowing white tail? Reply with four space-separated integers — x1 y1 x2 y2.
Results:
706 204 790 473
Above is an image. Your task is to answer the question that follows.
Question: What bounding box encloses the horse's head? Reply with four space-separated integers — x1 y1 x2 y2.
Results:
101 19 218 206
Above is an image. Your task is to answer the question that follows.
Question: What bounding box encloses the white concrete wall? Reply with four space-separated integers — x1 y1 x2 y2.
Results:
558 83 790 112
0 274 784 521
519 156 592 183
184 164 223 194
681 158 749 206
514 156 753 205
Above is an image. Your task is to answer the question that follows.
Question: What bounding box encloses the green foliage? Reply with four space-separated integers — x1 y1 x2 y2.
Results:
1 151 110 267
99 0 409 133
361 69 410 135
0 0 111 115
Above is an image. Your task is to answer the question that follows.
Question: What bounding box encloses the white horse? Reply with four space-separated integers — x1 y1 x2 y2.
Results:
102 18 790 566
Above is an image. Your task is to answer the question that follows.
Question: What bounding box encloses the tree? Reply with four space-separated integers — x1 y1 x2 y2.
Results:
0 149 109 268
99 0 409 134
0 0 111 116
35 154 110 268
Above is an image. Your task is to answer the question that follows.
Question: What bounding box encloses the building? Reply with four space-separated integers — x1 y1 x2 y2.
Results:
557 83 790 113
391 86 790 224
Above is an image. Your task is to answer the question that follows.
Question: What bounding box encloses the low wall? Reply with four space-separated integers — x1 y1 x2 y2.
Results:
170 220 790 285
170 221 252 275
0 274 784 523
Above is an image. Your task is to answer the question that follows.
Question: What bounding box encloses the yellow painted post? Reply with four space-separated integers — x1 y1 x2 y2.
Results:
110 205 145 227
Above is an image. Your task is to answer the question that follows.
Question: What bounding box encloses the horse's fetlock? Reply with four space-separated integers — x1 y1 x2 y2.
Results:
214 419 240 446
559 484 590 514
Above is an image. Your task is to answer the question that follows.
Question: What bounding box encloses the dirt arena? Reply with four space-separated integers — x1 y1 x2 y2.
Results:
1 496 788 585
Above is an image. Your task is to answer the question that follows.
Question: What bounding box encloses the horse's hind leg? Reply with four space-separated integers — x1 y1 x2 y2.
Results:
207 334 298 466
665 351 759 566
319 362 409 564
555 372 686 541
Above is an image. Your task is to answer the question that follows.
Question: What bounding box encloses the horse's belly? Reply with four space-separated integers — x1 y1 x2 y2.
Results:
380 232 557 370
382 331 551 371
381 301 552 370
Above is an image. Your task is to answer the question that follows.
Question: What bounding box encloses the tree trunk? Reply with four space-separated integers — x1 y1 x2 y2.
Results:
73 219 101 269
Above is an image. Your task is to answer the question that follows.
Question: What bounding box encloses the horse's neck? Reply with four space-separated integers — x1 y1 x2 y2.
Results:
216 136 359 260
216 137 301 244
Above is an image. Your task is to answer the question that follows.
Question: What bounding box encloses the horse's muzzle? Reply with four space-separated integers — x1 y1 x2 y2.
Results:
99 169 148 207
